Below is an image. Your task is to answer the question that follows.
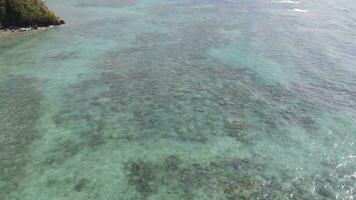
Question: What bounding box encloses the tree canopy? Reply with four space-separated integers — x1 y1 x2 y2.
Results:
0 0 63 28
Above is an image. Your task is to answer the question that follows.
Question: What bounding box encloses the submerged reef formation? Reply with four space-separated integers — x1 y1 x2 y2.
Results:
125 155 340 200
0 76 43 200
0 0 64 29
42 8 354 197
0 1 351 199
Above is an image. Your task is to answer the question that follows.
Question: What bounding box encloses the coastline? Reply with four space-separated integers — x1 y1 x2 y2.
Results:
0 30 11 38
0 25 60 37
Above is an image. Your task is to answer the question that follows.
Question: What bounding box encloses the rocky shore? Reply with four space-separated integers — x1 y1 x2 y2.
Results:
0 25 57 33
0 25 62 39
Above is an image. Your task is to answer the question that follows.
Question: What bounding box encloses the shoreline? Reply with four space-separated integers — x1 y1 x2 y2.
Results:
1 25 57 32
0 29 14 38
0 25 61 37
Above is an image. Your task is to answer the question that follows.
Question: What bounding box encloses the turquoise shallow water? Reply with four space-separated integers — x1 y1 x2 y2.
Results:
0 0 355 199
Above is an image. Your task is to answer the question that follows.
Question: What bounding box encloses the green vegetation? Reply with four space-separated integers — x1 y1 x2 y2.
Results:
0 0 63 29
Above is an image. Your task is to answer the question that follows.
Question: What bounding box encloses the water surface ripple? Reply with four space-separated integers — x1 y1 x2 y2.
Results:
0 0 355 199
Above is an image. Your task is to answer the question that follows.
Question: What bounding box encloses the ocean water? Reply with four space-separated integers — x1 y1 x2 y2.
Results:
0 0 355 199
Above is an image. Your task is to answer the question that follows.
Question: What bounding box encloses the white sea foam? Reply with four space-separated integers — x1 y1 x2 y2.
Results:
277 0 301 4
293 8 308 13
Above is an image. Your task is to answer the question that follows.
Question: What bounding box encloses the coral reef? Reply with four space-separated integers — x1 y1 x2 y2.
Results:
0 76 43 199
124 155 339 199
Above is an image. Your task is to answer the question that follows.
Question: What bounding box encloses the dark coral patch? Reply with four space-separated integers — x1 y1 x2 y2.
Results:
124 155 339 199
0 76 43 199
126 160 158 197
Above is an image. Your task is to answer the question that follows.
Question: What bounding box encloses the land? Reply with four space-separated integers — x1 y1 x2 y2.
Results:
0 0 64 30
